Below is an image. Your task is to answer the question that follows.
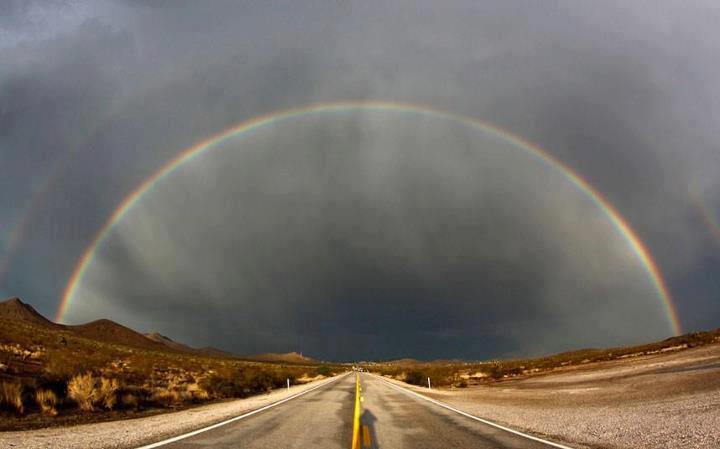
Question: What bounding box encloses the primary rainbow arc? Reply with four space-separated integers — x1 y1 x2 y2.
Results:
56 101 682 335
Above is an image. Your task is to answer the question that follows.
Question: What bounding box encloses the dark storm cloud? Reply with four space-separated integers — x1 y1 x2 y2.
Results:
0 13 136 310
2 1 719 358
70 112 668 360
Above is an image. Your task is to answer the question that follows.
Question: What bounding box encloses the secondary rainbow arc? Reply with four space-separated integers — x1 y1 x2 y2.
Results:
690 191 720 246
56 101 682 335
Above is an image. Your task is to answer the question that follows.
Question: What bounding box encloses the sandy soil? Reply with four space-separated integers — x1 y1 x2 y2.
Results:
0 374 344 449
390 343 720 449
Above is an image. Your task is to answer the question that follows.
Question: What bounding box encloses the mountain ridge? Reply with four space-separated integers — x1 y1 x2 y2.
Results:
251 351 318 364
0 297 60 328
0 297 314 362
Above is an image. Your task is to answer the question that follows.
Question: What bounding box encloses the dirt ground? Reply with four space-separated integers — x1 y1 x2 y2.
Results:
405 343 720 449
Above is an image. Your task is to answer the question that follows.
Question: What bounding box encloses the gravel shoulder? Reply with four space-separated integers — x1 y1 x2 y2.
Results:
0 374 346 449
380 343 720 449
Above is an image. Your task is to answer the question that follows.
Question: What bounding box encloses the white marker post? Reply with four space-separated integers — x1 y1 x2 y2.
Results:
428 377 431 390
287 378 290 392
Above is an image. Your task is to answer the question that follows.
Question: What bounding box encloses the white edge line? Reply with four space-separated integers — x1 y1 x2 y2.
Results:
136 372 351 448
371 373 576 449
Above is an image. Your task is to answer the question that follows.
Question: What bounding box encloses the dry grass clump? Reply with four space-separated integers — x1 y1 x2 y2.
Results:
68 373 97 411
187 382 209 401
98 377 119 410
68 373 121 411
34 389 58 416
0 381 24 414
150 387 190 407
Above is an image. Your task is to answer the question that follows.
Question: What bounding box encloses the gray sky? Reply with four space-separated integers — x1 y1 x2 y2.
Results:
1 0 719 360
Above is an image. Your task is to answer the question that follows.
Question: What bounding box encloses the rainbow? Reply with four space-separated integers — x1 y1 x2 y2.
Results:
1 110 116 286
56 101 682 335
690 191 720 245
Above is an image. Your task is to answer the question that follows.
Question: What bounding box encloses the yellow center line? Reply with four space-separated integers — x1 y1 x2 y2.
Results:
351 373 362 449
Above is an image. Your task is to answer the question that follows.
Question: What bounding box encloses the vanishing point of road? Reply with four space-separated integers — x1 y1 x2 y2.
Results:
140 372 572 449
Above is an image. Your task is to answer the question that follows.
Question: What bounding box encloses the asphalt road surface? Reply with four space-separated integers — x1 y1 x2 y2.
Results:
151 373 568 449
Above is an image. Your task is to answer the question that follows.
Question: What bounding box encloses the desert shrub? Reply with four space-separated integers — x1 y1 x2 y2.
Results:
314 365 333 377
149 389 175 407
0 381 24 414
67 373 121 411
281 367 303 383
372 365 403 378
120 393 139 409
402 367 454 387
483 363 504 379
150 387 192 407
45 351 87 379
269 370 287 389
242 368 274 393
456 380 468 388
199 374 240 399
404 370 426 386
116 385 151 409
199 367 295 400
35 389 58 416
191 387 209 401
503 366 524 377
36 374 69 399
97 377 119 410
68 373 97 411
186 382 209 402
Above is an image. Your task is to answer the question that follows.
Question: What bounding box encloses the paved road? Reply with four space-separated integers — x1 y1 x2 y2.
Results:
156 373 566 449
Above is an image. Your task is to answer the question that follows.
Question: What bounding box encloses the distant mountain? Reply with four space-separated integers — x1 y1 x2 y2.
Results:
197 346 236 358
145 332 196 352
0 297 165 351
0 297 210 356
68 319 168 350
0 297 314 362
251 351 317 364
383 358 423 365
0 297 59 328
145 332 234 358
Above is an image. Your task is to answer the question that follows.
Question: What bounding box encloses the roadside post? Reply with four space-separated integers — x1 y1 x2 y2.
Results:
287 378 290 391
428 377 431 389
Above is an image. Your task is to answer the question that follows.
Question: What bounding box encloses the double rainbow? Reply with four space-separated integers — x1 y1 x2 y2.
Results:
56 101 682 335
